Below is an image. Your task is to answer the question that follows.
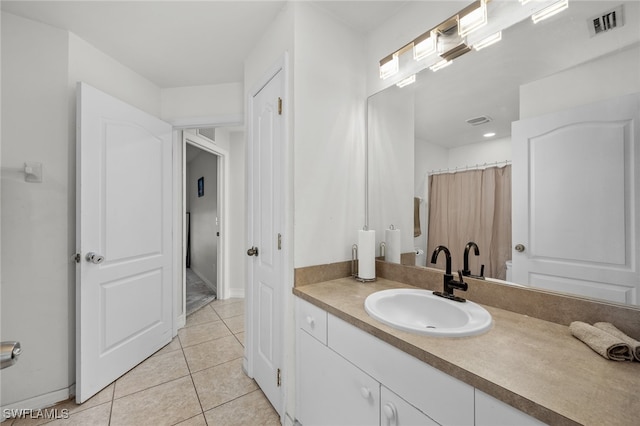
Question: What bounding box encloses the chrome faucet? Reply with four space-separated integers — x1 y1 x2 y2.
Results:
462 241 485 279
430 245 467 302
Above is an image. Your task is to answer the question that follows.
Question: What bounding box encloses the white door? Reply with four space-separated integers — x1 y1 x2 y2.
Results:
248 70 284 414
76 82 173 403
512 93 640 304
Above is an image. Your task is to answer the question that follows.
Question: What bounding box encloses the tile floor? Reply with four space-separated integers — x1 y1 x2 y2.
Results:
7 299 280 426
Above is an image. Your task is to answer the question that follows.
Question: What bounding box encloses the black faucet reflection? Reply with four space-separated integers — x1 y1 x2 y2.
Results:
462 242 485 280
430 245 467 302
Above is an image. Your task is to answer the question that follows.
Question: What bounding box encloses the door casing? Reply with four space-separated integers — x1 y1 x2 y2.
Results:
171 117 241 333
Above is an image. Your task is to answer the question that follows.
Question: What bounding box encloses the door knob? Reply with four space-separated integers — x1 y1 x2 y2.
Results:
515 244 526 253
85 252 105 264
247 246 259 256
1 341 22 369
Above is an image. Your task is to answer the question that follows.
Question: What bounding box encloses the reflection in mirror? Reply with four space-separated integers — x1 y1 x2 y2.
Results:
368 1 640 305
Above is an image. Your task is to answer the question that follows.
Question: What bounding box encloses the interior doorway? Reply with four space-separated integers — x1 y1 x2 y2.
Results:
183 129 224 314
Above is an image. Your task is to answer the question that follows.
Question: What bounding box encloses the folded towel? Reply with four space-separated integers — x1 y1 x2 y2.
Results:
594 322 640 362
569 321 633 361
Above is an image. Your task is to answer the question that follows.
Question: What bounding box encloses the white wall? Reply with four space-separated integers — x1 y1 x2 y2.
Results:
228 130 246 298
1 12 72 408
520 43 640 118
368 87 414 256
68 33 161 117
187 151 218 289
447 137 511 170
161 83 243 123
292 2 366 267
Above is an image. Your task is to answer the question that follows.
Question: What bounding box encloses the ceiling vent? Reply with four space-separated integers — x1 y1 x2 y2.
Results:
197 128 215 141
465 115 492 126
589 5 624 37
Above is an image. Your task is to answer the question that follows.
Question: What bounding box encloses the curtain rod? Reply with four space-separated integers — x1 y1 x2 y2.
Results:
428 160 511 176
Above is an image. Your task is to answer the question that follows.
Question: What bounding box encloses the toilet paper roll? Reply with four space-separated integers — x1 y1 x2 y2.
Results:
385 227 401 264
358 230 376 280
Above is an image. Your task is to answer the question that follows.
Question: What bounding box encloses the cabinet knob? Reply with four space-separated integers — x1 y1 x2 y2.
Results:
306 316 315 328
383 403 397 426
360 387 371 399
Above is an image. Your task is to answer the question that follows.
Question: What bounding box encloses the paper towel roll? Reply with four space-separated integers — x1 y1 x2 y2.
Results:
358 230 376 280
385 227 401 264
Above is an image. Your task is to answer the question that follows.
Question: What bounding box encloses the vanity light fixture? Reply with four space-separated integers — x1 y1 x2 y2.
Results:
396 74 416 88
519 0 532 4
379 53 399 79
436 17 472 63
532 0 569 24
483 132 496 138
458 0 488 37
413 30 437 61
473 31 502 51
430 59 452 72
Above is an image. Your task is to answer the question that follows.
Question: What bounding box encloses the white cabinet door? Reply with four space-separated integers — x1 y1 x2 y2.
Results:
512 93 640 304
328 314 474 425
381 386 439 426
475 389 547 426
298 330 379 426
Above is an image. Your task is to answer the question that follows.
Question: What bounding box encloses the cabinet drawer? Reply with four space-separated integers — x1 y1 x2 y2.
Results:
475 389 547 426
381 386 439 426
328 314 474 425
296 297 328 344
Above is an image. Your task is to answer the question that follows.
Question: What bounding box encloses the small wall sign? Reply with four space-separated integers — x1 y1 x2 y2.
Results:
198 177 204 197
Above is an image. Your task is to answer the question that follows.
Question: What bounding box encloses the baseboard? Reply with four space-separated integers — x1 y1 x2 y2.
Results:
227 287 245 298
1 384 74 421
190 267 216 292
175 313 186 333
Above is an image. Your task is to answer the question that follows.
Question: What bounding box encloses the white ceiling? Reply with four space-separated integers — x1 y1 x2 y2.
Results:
3 1 637 149
1 0 407 88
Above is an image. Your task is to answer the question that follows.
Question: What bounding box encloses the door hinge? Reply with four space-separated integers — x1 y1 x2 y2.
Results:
278 97 283 115
277 368 282 387
277 233 282 250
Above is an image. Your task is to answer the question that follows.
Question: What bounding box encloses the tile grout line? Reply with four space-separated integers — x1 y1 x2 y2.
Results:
108 380 115 426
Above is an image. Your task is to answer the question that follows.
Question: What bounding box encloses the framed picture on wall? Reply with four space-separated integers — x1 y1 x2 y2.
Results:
198 177 204 197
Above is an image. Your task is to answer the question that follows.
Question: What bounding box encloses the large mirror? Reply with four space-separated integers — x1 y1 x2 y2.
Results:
369 1 640 305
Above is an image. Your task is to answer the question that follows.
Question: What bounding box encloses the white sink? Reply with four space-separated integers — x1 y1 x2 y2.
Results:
364 288 492 337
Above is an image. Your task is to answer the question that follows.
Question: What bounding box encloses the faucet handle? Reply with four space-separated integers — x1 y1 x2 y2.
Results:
451 270 468 291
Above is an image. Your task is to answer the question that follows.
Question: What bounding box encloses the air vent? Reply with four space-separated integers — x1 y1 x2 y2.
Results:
197 128 215 141
465 115 492 126
589 5 624 37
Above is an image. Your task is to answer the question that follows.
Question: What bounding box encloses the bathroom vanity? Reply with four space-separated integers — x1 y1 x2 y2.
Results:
293 271 640 426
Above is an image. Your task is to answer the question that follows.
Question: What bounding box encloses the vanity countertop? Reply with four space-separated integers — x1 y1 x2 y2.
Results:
293 277 640 426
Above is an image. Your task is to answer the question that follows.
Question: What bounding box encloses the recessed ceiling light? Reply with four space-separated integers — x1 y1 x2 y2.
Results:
483 132 496 138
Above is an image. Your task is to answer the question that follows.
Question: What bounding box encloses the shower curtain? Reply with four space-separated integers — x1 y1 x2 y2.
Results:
427 165 511 280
